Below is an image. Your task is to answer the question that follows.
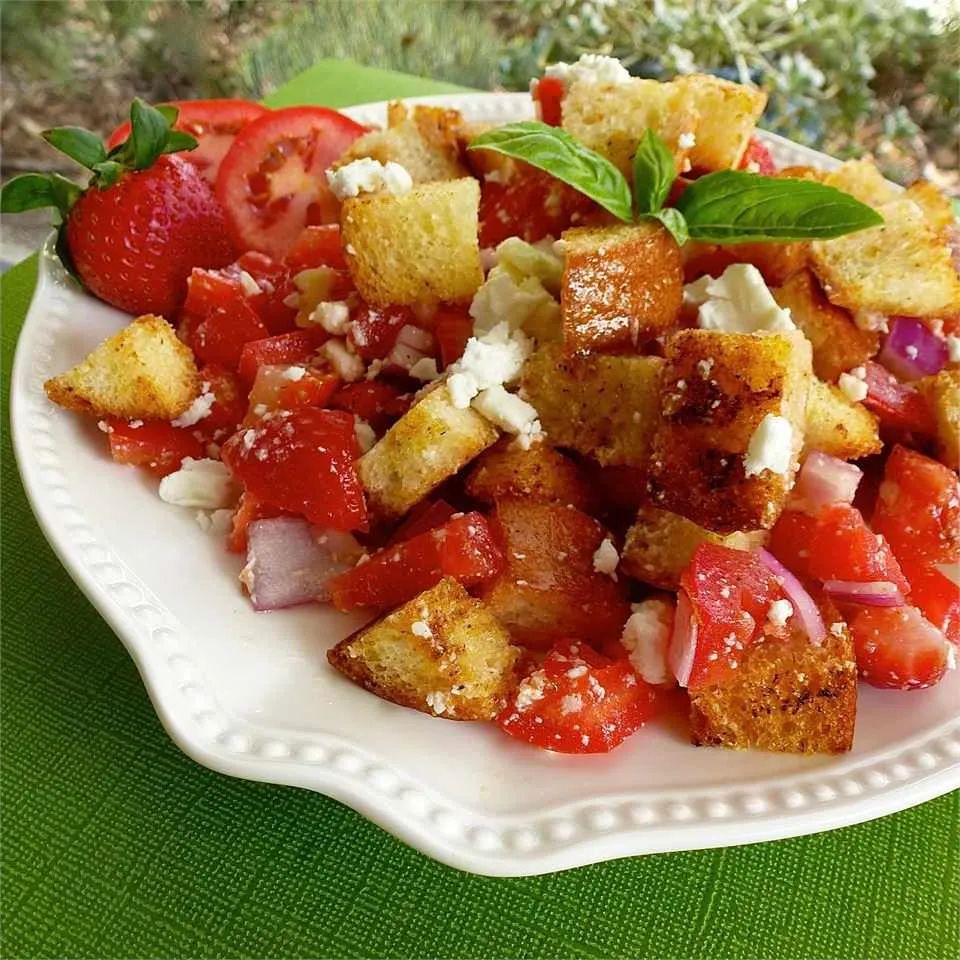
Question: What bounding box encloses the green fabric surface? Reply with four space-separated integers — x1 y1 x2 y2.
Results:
2 60 958 960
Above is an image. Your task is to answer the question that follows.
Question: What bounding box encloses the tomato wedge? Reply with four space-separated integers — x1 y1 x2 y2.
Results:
107 99 267 185
216 107 366 258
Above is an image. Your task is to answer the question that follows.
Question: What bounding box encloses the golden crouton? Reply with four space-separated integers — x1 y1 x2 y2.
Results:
336 102 467 184
44 314 199 420
823 158 898 207
904 180 957 235
560 222 683 353
647 330 812 533
689 606 857 754
672 73 767 171
918 369 960 470
803 379 882 460
359 383 498 518
774 269 879 381
327 578 520 720
465 438 593 511
341 178 483 306
810 198 960 319
521 344 663 467
621 505 766 590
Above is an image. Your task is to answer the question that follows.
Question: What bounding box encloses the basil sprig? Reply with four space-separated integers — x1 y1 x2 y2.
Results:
469 121 882 246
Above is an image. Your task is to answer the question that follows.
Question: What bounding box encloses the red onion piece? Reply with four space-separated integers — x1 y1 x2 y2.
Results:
823 579 905 608
790 451 862 514
878 317 948 381
758 549 826 645
396 324 436 353
242 517 364 611
383 340 427 372
668 590 697 687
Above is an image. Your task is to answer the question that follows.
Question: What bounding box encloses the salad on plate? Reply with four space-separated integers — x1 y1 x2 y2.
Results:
4 55 958 758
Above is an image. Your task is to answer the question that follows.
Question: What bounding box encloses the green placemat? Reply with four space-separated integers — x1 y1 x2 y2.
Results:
2 60 957 960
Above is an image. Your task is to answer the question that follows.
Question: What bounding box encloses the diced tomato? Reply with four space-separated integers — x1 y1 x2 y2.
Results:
237 329 326 387
284 224 347 271
862 361 936 436
497 640 658 754
667 175 694 210
329 380 411 432
849 605 952 689
434 305 473 368
227 489 288 554
221 408 366 531
348 303 412 360
768 509 820 581
872 446 960 642
105 418 203 477
185 269 269 371
532 76 565 127
245 363 339 421
328 512 503 611
388 499 457 544
738 137 777 176
680 544 789 690
230 251 296 334
191 365 246 444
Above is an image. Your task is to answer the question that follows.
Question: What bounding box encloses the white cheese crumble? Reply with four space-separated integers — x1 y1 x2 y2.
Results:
158 458 237 509
195 508 234 535
830 622 845 637
678 131 697 150
322 339 365 382
471 386 543 448
237 269 261 297
425 691 448 715
411 620 433 639
544 53 631 87
170 385 216 428
743 414 794 478
309 300 351 334
853 310 889 334
354 417 376 454
767 598 794 628
325 158 413 200
947 335 960 364
560 694 583 715
408 357 441 382
687 264 795 334
838 371 868 403
282 366 306 382
514 669 548 710
469 265 559 338
620 599 674 686
592 538 619 580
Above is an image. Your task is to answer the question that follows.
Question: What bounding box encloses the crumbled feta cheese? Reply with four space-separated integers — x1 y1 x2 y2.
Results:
447 371 480 409
838 371 868 403
469 265 559 337
853 310 888 334
354 417 376 453
128 419 143 429
592 537 619 580
282 366 306 382
171 387 216 428
471 386 542 446
678 131 697 150
411 620 433 639
322 339 365 382
308 300 351 334
830 622 845 637
948 644 957 672
905 344 919 360
425 691 448 715
544 53 631 87
947 335 960 364
743 414 794 477
620 598 674 686
560 694 583 715
237 270 261 297
159 458 237 509
325 157 413 200
408 357 440 382
683 274 713 307
196 508 234 535
691 264 795 333
515 669 548 710
767 598 794 628
495 237 563 292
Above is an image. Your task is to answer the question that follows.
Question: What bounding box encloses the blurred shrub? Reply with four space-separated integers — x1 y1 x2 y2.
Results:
495 0 959 181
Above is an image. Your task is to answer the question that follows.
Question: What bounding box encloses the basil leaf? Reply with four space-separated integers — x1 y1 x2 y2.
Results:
128 98 174 170
42 126 107 170
0 173 80 218
676 170 884 243
469 121 633 223
633 129 675 216
647 208 689 247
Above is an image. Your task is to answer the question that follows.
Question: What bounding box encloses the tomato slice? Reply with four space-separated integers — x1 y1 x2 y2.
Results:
191 365 246 445
862 361 936 436
284 224 348 271
107 99 268 185
221 408 366 531
105 418 203 477
532 76 565 126
245 364 339 422
237 329 326 387
328 512 503 612
388 499 457 544
434 305 473 368
328 380 411 432
768 509 819 581
738 137 777 175
348 303 412 361
216 107 366 258
497 640 657 754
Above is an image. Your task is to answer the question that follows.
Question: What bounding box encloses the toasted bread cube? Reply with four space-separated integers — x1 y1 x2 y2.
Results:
341 178 483 306
804 379 882 460
823 159 898 207
918 369 960 470
359 384 498 518
560 222 683 353
480 499 629 649
327 578 519 720
689 612 857 753
465 438 592 511
336 103 467 184
904 180 957 235
621 505 766 590
810 198 960 319
521 344 663 467
647 330 812 533
773 269 879 381
672 74 767 171
44 314 199 420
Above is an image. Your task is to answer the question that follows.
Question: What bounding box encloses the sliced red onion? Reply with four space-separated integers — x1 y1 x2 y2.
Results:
396 324 436 353
758 549 826 645
823 579 905 608
384 340 429 372
242 517 364 611
668 590 697 687
878 317 948 382
790 451 862 514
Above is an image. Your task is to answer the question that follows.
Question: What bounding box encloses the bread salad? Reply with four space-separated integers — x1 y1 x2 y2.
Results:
6 56 959 757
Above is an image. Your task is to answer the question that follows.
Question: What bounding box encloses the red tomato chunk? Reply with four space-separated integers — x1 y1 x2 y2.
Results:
237 329 326 387
106 418 203 477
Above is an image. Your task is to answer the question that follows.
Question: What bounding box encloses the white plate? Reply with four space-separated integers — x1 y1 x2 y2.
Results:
11 92 960 877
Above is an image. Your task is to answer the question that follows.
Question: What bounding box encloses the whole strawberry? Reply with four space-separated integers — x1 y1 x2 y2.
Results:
1 100 235 316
